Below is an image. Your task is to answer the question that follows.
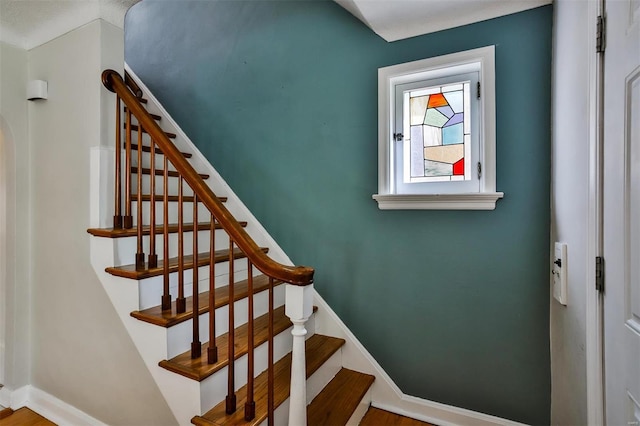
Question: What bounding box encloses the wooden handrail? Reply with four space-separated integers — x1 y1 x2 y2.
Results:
125 71 143 98
102 69 314 286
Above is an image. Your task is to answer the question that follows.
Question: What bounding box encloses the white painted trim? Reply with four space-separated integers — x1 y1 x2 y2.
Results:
0 385 11 407
372 192 503 210
586 0 605 424
7 385 28 408
27 387 107 426
0 385 106 425
312 291 526 426
376 46 499 210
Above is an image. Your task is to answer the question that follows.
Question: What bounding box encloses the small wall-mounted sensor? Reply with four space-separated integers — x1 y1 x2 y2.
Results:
27 80 48 101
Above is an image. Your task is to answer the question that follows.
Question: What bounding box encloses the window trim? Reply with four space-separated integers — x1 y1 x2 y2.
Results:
373 46 503 210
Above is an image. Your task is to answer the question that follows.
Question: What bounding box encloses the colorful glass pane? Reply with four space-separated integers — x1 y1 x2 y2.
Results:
411 132 425 177
444 113 463 127
442 123 463 145
424 160 453 176
424 109 448 127
427 93 448 108
443 91 463 113
453 158 464 175
404 80 470 182
424 144 463 164
410 96 428 126
437 105 454 118
422 125 442 147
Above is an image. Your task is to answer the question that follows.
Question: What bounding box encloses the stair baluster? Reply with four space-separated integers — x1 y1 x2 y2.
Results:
268 276 275 425
148 138 158 268
226 239 237 414
191 193 202 358
208 215 218 363
135 124 145 270
161 155 171 310
177 177 186 313
124 108 133 229
245 261 256 421
114 96 122 229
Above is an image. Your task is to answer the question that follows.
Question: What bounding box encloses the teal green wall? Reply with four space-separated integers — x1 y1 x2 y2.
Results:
125 2 552 423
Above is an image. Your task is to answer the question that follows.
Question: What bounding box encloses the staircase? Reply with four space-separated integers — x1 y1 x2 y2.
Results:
87 69 376 425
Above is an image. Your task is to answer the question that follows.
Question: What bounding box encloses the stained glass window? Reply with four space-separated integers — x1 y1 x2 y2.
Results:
404 81 471 183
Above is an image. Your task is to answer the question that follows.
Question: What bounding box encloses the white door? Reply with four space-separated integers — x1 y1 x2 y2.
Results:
603 0 640 424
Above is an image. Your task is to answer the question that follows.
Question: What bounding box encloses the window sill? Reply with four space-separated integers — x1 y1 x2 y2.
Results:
372 192 504 210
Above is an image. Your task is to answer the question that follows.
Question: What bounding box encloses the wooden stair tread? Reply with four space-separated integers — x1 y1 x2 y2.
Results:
133 274 282 328
0 407 56 425
159 303 304 381
87 220 243 238
124 106 161 120
127 143 192 158
105 247 268 280
360 407 436 426
192 334 345 426
307 368 375 426
0 407 14 420
131 166 210 180
127 123 176 138
132 194 227 203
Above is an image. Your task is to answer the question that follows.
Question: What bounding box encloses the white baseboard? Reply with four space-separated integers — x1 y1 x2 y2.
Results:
312 291 527 426
0 385 12 407
0 385 28 409
0 385 106 425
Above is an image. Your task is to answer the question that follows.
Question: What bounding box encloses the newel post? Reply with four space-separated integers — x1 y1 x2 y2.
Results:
285 283 314 426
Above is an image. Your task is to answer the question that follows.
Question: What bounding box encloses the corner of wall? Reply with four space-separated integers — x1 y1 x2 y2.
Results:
0 40 31 392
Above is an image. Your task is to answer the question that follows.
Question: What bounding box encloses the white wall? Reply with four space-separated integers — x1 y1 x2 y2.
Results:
26 20 177 424
550 2 596 424
0 41 31 392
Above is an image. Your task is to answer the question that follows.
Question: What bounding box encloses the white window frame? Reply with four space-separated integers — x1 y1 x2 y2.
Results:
373 46 504 210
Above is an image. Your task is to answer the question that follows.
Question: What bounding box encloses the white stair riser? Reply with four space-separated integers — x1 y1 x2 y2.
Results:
345 388 372 426
131 199 214 227
166 284 286 358
199 315 317 415
259 342 340 426
131 152 179 170
137 267 255 310
127 172 194 197
113 229 233 266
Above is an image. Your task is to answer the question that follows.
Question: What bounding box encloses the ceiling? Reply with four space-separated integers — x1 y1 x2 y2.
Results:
0 0 139 49
337 0 552 41
0 0 551 50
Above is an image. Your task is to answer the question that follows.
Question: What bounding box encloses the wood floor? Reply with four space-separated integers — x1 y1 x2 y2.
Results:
0 405 433 425
0 408 56 426
360 407 436 426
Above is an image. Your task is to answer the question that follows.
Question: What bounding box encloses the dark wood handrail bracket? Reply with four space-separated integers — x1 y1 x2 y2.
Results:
101 70 314 286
